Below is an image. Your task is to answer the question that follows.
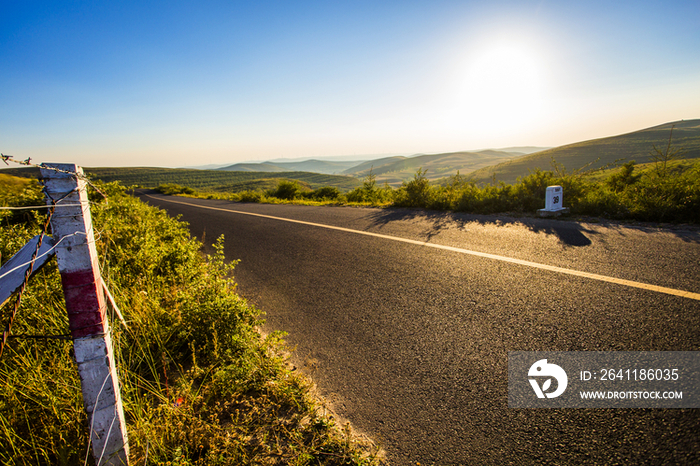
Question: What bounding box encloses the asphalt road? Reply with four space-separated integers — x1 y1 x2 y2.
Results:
137 191 700 465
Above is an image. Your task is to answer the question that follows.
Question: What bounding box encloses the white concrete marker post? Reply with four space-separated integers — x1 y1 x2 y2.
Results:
537 185 570 217
40 164 129 466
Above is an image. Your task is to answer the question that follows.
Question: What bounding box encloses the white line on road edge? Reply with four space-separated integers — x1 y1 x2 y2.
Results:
146 194 700 302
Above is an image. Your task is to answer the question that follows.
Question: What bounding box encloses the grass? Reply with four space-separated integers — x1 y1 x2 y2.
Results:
0 175 382 465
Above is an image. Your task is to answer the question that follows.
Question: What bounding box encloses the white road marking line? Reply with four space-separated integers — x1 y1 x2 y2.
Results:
146 194 700 301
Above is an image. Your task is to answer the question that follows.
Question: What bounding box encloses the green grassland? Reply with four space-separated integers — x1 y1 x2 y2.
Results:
1 166 361 193
0 175 381 465
468 119 700 185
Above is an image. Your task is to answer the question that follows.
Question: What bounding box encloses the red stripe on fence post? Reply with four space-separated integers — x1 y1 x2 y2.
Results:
41 164 129 466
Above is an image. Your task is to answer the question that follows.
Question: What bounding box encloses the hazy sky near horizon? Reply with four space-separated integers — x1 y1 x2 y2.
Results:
1 0 699 167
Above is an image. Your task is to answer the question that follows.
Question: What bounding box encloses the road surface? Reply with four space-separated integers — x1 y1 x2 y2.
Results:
137 191 700 465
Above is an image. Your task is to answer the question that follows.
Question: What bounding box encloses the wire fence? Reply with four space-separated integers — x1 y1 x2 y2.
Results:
0 155 112 354
2 153 108 201
0 200 56 357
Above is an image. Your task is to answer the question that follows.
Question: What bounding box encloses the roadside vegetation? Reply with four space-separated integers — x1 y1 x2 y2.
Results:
390 155 700 223
157 154 700 224
0 175 381 465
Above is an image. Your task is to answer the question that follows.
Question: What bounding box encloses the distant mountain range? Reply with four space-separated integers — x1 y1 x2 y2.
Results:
215 147 549 185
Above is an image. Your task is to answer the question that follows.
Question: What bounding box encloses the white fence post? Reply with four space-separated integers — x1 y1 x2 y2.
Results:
40 164 129 465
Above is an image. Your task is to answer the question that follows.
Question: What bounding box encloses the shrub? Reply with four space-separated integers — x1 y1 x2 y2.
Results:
236 190 263 203
271 180 303 200
157 183 196 195
576 186 629 218
623 165 700 222
606 161 641 193
311 186 341 200
346 169 393 204
394 168 433 208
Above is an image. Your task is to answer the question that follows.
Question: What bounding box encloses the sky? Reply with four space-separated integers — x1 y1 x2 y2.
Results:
1 0 699 168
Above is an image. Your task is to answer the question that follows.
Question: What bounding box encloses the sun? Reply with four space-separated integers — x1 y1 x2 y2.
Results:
458 42 544 124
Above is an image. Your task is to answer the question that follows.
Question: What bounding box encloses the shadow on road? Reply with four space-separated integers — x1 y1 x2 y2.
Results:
361 208 700 247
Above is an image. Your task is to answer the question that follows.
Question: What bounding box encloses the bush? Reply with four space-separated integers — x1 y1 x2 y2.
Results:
270 180 303 200
236 190 263 203
606 161 641 193
623 165 700 222
394 168 433 208
346 169 393 204
157 183 196 195
310 186 341 200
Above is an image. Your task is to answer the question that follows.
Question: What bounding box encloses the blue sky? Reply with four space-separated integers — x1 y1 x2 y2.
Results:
1 0 698 167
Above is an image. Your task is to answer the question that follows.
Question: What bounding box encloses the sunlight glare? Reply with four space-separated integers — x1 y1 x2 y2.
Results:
458 42 545 129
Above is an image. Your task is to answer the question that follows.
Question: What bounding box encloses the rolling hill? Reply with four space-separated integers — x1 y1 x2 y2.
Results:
340 156 407 177
217 162 290 172
468 119 700 185
0 167 361 192
215 148 548 186
342 150 519 184
219 159 358 174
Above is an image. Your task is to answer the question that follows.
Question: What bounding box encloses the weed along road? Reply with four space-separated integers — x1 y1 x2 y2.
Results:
137 191 700 465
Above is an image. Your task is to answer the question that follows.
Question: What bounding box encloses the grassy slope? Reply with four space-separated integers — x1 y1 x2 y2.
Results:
220 159 359 174
343 151 519 185
217 162 288 172
468 119 700 184
584 159 696 183
340 156 408 176
0 167 361 192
